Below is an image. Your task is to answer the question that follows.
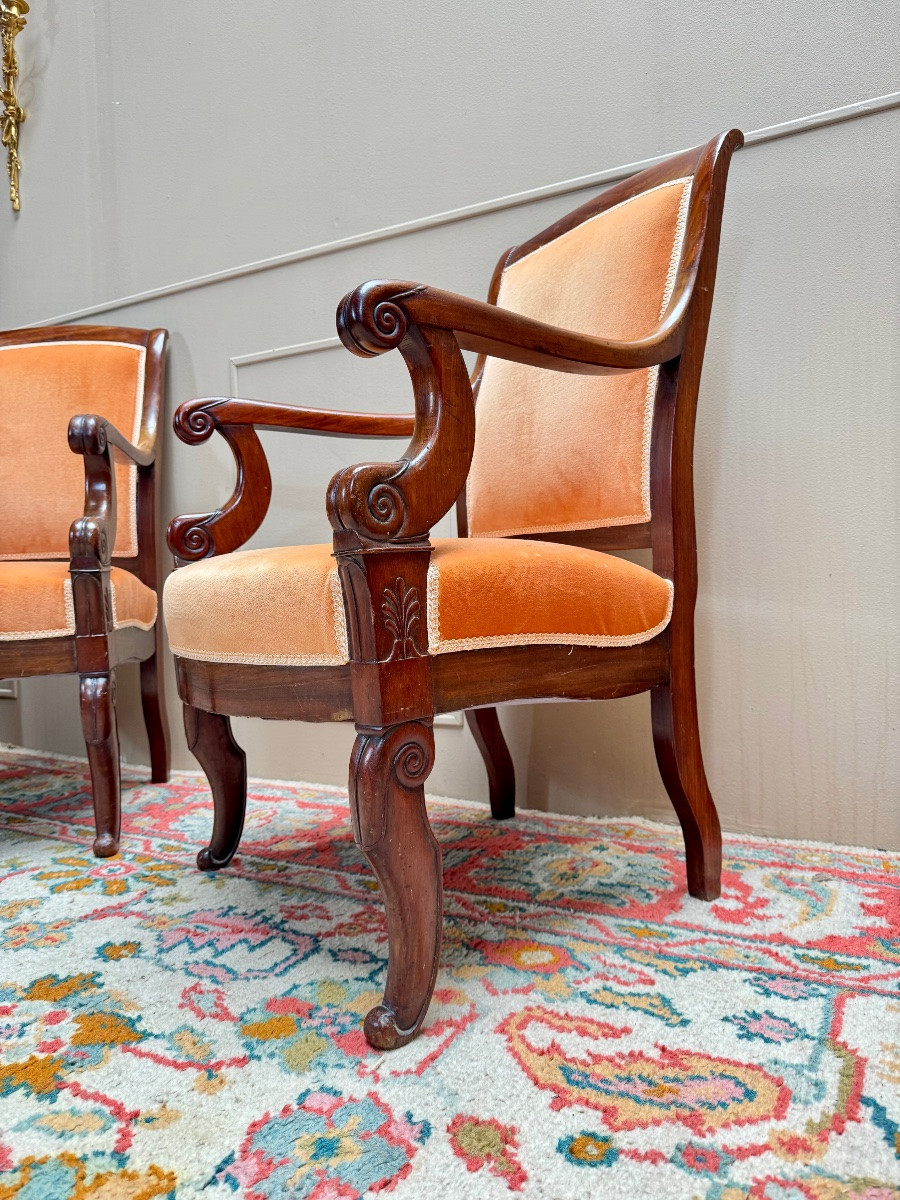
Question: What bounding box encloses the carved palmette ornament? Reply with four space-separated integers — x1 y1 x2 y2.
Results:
381 577 424 660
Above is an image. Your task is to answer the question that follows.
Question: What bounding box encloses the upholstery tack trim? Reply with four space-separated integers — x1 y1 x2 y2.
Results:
640 177 693 519
168 646 350 668
328 567 350 662
468 513 648 539
107 577 157 632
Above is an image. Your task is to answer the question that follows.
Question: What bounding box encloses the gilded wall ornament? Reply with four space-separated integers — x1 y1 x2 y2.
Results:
1 0 28 212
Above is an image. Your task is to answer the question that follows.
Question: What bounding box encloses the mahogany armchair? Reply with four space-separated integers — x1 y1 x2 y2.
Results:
164 130 742 1050
0 325 170 855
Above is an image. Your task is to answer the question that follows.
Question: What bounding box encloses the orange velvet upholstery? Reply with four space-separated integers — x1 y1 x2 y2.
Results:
163 539 672 666
426 538 672 653
164 545 349 667
0 562 157 641
0 341 146 559
466 177 691 537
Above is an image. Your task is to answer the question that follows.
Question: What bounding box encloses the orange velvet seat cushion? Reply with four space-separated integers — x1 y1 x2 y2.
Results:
0 562 157 641
0 341 145 559
164 545 350 667
426 538 672 653
162 540 672 666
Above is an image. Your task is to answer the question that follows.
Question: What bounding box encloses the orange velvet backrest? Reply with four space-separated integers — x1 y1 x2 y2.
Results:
0 339 147 559
465 176 692 538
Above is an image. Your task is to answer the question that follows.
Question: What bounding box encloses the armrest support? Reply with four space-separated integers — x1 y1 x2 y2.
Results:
67 413 153 569
326 322 475 544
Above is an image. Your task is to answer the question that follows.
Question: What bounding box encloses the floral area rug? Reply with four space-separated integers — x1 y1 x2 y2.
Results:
0 747 897 1199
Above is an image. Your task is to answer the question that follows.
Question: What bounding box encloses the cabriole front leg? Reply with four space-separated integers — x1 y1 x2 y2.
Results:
350 720 442 1050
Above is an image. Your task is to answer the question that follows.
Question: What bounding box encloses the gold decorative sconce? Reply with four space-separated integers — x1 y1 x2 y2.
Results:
1 0 28 212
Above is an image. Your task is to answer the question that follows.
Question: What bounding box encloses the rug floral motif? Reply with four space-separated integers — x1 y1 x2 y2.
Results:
0 747 897 1198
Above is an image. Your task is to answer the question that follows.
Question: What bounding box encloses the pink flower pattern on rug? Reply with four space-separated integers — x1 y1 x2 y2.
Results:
0 748 897 1197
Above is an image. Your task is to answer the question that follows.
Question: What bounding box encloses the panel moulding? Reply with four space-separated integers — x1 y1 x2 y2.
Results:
28 90 900 330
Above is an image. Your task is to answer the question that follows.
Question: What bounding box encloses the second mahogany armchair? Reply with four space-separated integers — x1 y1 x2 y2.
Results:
164 130 742 1050
0 325 170 855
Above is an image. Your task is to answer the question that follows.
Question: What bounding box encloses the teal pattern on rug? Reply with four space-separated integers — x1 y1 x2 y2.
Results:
0 748 897 1198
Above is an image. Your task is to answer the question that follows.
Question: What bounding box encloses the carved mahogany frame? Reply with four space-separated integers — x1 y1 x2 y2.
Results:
168 130 742 1049
0 324 170 855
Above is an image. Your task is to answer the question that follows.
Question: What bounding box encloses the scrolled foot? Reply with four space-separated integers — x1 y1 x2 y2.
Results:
196 846 233 872
364 1004 424 1051
92 832 119 858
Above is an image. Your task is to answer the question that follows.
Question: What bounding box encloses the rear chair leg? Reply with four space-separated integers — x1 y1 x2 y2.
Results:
651 671 722 900
184 704 247 871
80 672 121 858
139 631 170 783
465 707 515 820
350 720 442 1050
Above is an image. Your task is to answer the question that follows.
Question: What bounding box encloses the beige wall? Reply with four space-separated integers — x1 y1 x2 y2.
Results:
1 1 897 849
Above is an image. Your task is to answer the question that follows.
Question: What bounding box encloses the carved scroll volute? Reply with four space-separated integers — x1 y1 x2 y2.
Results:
350 720 435 850
167 402 273 563
328 286 475 542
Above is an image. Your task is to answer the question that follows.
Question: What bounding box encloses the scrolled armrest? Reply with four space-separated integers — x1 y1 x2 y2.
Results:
68 413 154 466
167 421 271 564
69 515 112 569
338 278 685 374
326 274 687 547
326 276 685 546
174 396 414 442
167 397 416 563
